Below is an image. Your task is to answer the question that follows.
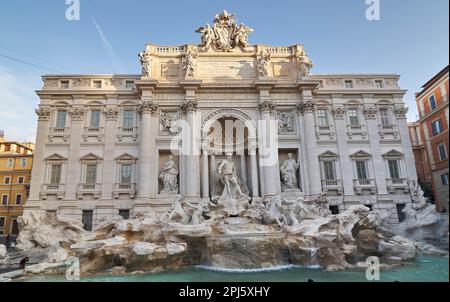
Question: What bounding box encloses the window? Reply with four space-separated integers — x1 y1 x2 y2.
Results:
93 80 102 89
60 80 69 89
431 119 443 136
429 95 437 110
7 159 13 168
379 109 390 125
437 142 448 161
18 176 24 184
1 195 8 206
121 164 132 183
15 194 22 205
0 217 5 228
4 145 11 152
90 110 101 128
56 110 67 128
85 164 97 184
82 210 93 231
388 160 401 179
119 210 130 220
317 109 329 126
442 174 449 186
50 164 62 184
4 177 11 185
125 81 134 89
355 160 368 180
345 80 353 88
21 158 27 168
375 80 384 89
123 110 134 128
329 206 339 215
323 161 336 180
348 109 360 126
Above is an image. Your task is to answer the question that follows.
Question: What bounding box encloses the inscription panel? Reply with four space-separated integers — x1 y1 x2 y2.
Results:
197 60 255 79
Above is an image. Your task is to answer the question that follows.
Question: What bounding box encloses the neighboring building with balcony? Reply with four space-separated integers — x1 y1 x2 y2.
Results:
25 12 418 230
0 136 34 239
409 65 449 212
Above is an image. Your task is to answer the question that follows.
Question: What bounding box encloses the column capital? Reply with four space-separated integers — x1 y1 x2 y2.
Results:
296 101 315 114
394 106 408 119
139 101 159 116
332 106 346 119
103 107 119 121
258 101 276 115
35 106 52 121
69 106 86 121
180 100 199 114
363 106 378 120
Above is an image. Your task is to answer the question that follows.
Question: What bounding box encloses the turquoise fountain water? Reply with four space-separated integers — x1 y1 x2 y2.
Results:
24 256 448 282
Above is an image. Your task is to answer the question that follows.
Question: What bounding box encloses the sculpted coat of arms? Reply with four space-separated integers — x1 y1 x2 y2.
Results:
196 10 254 52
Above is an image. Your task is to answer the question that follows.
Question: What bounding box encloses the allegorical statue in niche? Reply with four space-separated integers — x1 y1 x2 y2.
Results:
138 51 152 78
256 50 271 78
218 153 246 200
159 155 179 193
280 153 300 191
182 49 197 78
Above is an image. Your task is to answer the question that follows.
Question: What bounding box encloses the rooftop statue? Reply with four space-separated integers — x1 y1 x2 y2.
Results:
196 10 254 52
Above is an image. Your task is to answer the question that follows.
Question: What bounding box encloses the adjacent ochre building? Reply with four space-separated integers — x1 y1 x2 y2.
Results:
0 134 34 238
26 12 417 230
409 66 449 212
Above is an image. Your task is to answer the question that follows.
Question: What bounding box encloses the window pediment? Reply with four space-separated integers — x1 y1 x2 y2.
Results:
383 149 403 158
80 153 103 162
319 151 339 159
45 154 67 161
350 150 372 158
115 153 137 162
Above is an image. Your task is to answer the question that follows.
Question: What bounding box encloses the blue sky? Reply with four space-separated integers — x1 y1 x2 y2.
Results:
0 0 448 142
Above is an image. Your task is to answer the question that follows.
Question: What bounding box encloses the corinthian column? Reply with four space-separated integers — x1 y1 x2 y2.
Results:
181 99 201 198
27 106 52 209
258 100 281 197
137 100 159 200
297 90 322 196
249 142 260 199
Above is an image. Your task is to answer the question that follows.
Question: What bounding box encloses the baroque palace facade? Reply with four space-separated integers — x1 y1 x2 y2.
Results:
27 12 416 229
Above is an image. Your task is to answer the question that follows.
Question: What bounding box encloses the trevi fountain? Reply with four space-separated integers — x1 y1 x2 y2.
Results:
0 11 448 282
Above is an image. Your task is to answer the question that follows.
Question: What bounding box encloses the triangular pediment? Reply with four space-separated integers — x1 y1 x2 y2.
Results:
350 150 372 158
115 153 137 161
319 151 339 158
383 149 404 158
45 154 67 161
80 153 102 161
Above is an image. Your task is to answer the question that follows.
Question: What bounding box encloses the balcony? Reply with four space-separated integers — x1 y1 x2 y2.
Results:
315 125 335 141
40 184 65 200
117 127 138 142
49 127 70 142
386 178 409 194
83 127 104 142
353 179 376 195
346 125 367 140
321 179 343 195
378 124 399 141
113 183 136 199
77 183 102 199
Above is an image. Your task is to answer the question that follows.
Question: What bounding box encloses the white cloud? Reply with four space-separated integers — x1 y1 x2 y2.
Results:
0 65 39 142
